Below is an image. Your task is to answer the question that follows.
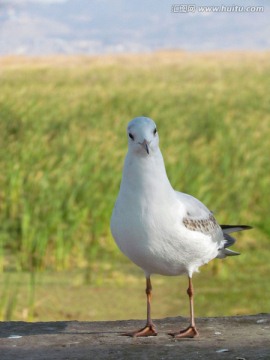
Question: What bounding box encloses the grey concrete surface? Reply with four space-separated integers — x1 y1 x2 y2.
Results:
0 314 269 359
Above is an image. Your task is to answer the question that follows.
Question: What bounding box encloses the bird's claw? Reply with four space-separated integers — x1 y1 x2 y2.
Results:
169 325 199 339
122 324 158 337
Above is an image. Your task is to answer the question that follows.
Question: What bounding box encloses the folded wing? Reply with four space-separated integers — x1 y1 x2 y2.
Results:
175 191 252 258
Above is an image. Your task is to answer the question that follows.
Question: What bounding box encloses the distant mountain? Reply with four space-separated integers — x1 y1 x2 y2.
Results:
0 0 269 55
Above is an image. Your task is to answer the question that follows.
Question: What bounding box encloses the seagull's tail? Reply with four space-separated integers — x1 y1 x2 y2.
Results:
216 225 252 258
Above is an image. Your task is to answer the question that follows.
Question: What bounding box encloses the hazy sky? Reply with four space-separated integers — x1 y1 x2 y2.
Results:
0 0 269 55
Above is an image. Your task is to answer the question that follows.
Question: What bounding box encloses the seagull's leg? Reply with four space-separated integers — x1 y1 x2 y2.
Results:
169 277 199 338
123 277 157 337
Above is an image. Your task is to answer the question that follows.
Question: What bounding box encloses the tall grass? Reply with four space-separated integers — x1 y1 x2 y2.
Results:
0 52 269 274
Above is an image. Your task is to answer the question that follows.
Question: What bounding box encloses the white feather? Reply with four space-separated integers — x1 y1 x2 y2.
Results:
111 117 224 278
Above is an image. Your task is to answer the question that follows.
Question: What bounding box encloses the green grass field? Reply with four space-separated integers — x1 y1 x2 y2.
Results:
0 52 269 321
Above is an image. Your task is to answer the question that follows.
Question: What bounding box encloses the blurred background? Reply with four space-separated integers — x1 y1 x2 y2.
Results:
0 0 269 321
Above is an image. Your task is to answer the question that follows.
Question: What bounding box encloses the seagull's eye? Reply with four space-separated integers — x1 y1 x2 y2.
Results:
153 128 157 135
128 133 134 141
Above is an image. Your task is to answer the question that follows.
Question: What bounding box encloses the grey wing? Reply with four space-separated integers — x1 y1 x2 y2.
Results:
175 191 246 257
175 191 222 238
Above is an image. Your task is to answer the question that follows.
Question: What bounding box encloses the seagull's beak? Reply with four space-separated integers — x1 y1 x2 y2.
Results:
142 139 150 155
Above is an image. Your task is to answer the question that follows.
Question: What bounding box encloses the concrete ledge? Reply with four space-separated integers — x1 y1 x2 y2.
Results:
0 314 269 360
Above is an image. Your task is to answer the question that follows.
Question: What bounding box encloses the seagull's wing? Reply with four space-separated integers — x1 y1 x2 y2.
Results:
175 192 253 257
175 191 221 237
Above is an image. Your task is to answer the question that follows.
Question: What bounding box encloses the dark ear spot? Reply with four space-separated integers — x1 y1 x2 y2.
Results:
153 128 157 135
129 133 134 140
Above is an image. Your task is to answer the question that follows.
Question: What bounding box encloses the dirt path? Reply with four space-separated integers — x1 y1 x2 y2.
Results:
0 314 269 359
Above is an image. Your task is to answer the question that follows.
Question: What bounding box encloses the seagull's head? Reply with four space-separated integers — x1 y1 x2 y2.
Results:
127 117 159 156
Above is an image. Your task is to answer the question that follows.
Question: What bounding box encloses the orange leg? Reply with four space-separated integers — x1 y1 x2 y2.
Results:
123 277 157 337
169 277 199 338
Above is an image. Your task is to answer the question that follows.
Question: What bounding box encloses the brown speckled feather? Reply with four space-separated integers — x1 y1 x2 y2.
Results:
183 214 220 236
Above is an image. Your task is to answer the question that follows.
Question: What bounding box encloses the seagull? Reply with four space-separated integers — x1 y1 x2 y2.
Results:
110 116 252 338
